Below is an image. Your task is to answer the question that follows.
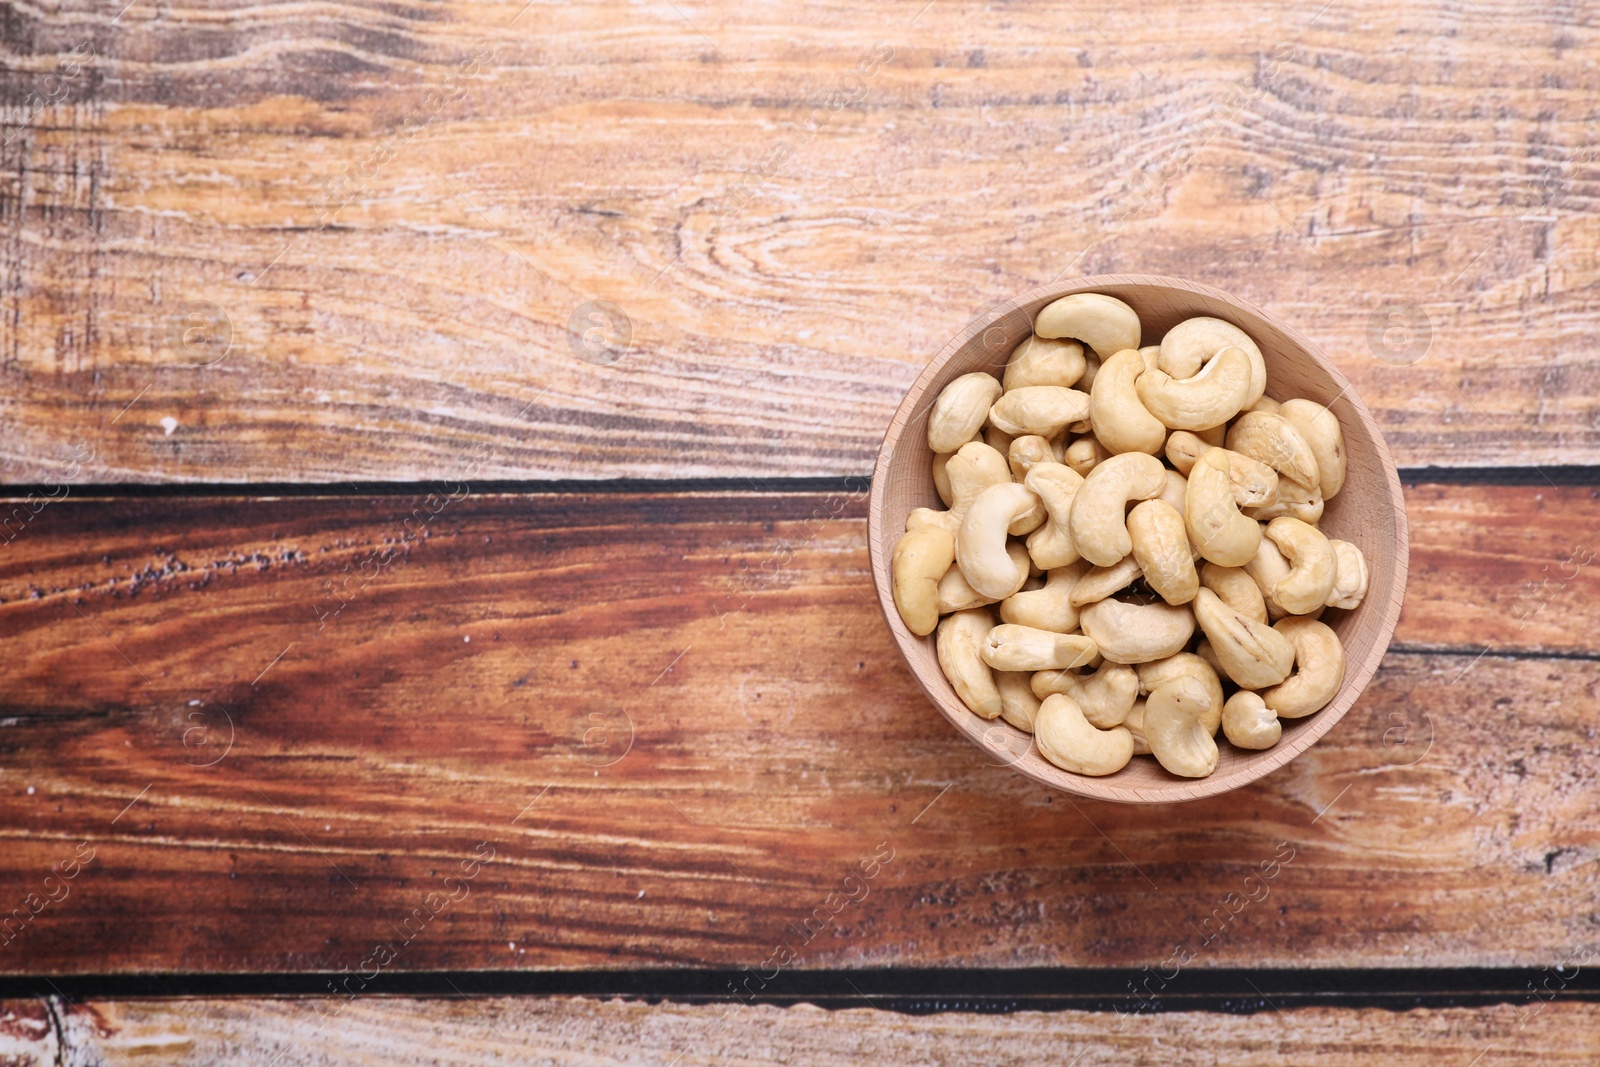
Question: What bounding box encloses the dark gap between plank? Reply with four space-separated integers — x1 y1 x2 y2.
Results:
4 968 1595 1013
1 465 1597 499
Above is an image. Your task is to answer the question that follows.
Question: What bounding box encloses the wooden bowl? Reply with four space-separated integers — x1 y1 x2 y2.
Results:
868 275 1408 803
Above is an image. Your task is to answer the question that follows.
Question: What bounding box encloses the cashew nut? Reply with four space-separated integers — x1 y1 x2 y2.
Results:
920 440 1012 532
928 372 1003 453
1000 560 1088 632
936 609 1002 718
1158 316 1267 405
956 482 1040 599
1079 596 1196 664
892 524 956 636
1263 517 1336 615
1127 499 1198 606
1248 395 1281 414
1023 462 1086 570
1222 691 1281 749
1144 674 1220 778
1195 638 1222 678
1034 293 1142 359
1034 693 1135 776
938 542 1031 612
997 670 1042 732
1125 699 1151 754
981 624 1098 672
1226 410 1320 490
1326 539 1369 609
931 452 954 506
1192 587 1294 688
1064 435 1110 477
1135 652 1224 734
1242 476 1323 524
1031 661 1139 728
1078 352 1102 392
1278 398 1346 500
1089 349 1167 455
1261 617 1345 718
1242 535 1293 619
983 424 1014 455
1135 344 1254 431
989 386 1092 439
1069 451 1168 567
1069 554 1143 608
1008 435 1057 482
1156 469 1187 516
1199 562 1268 624
1184 447 1262 567
1004 335 1086 391
1165 433 1278 506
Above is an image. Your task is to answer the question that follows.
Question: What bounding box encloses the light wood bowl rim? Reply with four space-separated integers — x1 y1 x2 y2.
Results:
867 274 1409 803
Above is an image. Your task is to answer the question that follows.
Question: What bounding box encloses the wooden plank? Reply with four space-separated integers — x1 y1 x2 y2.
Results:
2 0 1597 480
3 996 1598 1065
0 484 1597 973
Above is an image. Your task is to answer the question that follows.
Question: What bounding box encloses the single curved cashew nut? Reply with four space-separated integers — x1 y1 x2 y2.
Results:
1222 691 1281 749
1158 316 1267 405
956 482 1040 599
997 670 1042 732
1079 596 1196 664
1243 477 1323 524
931 452 954 506
1135 345 1254 431
1192 587 1295 688
1199 562 1268 623
1263 517 1336 615
1262 617 1345 718
1242 535 1293 619
936 609 1002 718
928 372 1003 453
1069 451 1168 566
1226 410 1320 490
1144 674 1220 778
1064 435 1110 477
1031 661 1139 728
1134 652 1223 734
891 524 955 635
1278 398 1346 500
989 386 1092 439
1128 499 1198 606
1023 462 1086 570
981 624 1098 671
938 541 1031 611
1069 554 1143 608
1004 335 1086 391
1165 430 1207 476
1184 447 1262 567
1008 435 1057 482
1034 693 1135 776
1089 349 1167 455
1034 293 1142 359
1124 698 1151 755
1001 560 1088 632
1326 539 1369 609
1156 469 1188 515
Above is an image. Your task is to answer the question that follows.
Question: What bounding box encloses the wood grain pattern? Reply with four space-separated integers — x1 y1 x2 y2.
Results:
3 996 1598 1065
0 486 1596 973
2 0 1597 481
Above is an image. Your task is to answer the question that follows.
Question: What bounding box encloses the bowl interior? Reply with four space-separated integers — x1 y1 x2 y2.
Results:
869 275 1408 803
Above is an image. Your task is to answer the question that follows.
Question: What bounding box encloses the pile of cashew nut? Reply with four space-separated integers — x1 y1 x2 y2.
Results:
892 293 1370 779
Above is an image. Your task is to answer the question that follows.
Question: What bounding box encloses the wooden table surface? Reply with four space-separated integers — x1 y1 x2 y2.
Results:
3 0 1599 1061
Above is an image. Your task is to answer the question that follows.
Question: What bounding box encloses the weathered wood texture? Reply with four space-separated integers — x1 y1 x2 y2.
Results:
0 486 1596 974
4 996 1599 1065
2 0 1597 481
